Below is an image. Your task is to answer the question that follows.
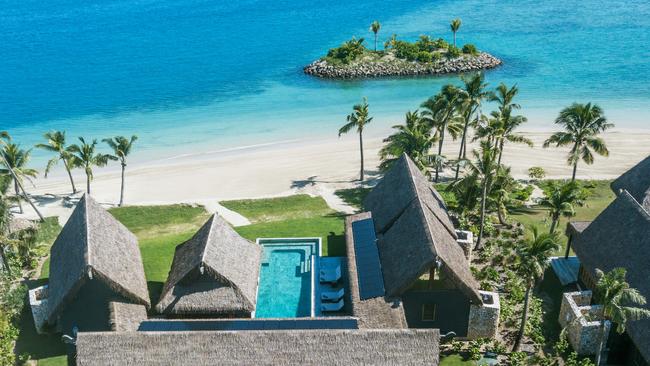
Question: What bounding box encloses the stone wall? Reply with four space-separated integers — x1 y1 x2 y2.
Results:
455 230 473 262
467 291 500 340
304 52 502 79
28 285 49 335
558 291 610 355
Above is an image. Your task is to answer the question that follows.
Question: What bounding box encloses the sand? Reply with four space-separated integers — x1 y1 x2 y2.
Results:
17 130 650 224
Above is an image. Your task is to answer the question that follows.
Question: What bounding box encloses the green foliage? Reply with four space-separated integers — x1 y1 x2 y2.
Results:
109 204 207 235
528 166 546 180
507 352 528 366
526 295 546 345
462 43 478 55
221 195 333 224
326 37 366 64
393 40 420 61
451 339 464 353
416 51 433 63
447 45 461 58
0 279 27 366
467 340 482 361
333 188 371 211
511 184 534 202
565 351 595 366
488 340 507 354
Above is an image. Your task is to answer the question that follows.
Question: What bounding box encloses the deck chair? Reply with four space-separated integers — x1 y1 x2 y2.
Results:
321 298 344 312
319 263 341 283
321 288 344 302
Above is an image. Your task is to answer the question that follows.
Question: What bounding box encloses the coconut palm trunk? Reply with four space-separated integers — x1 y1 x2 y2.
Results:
595 319 608 365
86 170 91 195
453 32 457 48
359 131 365 181
497 139 505 166
512 284 532 352
549 213 560 234
454 111 472 180
571 161 578 181
119 162 126 206
0 245 10 275
14 180 23 214
0 154 43 221
63 159 77 194
475 179 488 250
435 129 445 182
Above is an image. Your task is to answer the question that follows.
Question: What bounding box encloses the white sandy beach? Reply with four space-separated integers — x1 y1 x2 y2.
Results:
19 130 650 224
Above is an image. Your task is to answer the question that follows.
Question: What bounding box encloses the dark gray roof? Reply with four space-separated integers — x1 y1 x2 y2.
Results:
363 154 481 303
47 194 150 323
156 214 262 315
344 213 407 329
611 155 650 211
565 221 592 238
75 328 440 365
572 191 650 361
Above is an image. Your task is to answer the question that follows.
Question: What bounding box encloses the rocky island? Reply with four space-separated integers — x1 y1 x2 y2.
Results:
304 24 502 79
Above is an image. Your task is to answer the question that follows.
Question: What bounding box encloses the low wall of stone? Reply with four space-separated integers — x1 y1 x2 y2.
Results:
455 230 473 262
28 285 49 335
467 291 500 340
558 291 610 355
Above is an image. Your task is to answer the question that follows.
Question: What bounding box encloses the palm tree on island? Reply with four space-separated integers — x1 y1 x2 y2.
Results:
103 135 137 207
593 268 650 365
36 130 78 194
340 97 372 182
68 137 116 195
543 103 613 181
370 21 381 52
421 84 463 181
512 227 560 351
450 18 462 48
0 139 38 215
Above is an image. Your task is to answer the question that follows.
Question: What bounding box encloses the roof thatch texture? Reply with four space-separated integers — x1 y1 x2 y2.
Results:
565 221 592 238
47 194 150 324
611 155 650 211
363 154 481 303
572 191 650 361
156 214 261 315
344 213 407 329
109 302 148 332
75 328 440 365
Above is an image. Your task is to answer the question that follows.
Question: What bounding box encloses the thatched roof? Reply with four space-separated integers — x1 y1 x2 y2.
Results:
611 155 650 211
565 221 591 239
75 328 440 365
47 194 150 324
344 213 407 329
109 302 148 332
156 214 262 315
572 191 650 361
363 154 481 304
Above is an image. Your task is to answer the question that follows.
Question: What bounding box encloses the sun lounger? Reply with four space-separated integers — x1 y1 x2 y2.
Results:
321 298 344 312
319 264 341 283
321 288 344 302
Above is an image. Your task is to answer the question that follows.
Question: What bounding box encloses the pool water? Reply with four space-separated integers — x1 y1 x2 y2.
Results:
255 239 320 318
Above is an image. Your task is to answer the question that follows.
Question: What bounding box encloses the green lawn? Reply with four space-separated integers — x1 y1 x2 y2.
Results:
440 354 476 365
220 194 334 223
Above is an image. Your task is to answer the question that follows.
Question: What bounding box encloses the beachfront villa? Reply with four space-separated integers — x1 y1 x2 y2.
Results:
28 154 502 364
560 155 650 366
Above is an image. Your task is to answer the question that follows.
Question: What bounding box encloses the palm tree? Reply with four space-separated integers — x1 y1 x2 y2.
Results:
0 142 38 215
593 268 650 365
103 135 138 206
36 130 78 194
488 83 532 165
421 84 463 181
456 140 498 250
0 132 44 221
379 110 437 173
512 228 561 351
539 181 583 234
543 103 613 181
68 137 116 195
489 166 516 226
476 110 532 166
339 97 373 181
370 21 381 52
454 73 491 180
0 194 14 274
450 18 462 48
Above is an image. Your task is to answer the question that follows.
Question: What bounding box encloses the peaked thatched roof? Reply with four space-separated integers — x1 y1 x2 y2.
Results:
572 191 650 361
156 214 262 315
611 155 650 211
75 328 440 365
344 213 407 329
363 154 482 303
109 302 148 332
47 194 150 324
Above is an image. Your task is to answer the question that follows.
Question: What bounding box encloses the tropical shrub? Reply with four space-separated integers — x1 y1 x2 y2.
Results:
415 35 437 52
416 51 432 63
528 166 546 180
507 351 528 366
392 40 419 61
462 43 478 55
326 37 366 64
447 45 461 58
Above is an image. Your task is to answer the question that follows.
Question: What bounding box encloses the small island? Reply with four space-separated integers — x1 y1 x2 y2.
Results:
304 19 502 79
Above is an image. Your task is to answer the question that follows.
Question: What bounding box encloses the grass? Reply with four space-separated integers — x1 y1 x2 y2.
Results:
440 354 476 365
220 194 333 224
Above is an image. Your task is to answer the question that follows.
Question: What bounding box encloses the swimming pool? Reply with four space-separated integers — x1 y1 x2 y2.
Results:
254 238 321 318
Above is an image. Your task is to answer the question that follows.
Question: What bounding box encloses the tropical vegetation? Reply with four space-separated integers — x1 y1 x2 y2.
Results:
103 135 138 206
67 137 115 195
36 131 77 194
339 97 372 181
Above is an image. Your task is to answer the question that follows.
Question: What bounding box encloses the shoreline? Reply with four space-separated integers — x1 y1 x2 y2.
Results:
22 129 650 224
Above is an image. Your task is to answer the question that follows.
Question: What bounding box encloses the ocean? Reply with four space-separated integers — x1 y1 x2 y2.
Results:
1 0 649 166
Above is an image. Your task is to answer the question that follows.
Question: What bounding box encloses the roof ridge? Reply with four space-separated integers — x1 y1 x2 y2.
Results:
619 190 650 221
200 214 216 266
83 194 92 269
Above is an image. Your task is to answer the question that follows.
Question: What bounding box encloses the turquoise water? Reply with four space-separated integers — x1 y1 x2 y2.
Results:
2 0 649 166
255 240 318 318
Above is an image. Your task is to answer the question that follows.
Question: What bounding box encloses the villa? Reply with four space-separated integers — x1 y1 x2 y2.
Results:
27 154 505 364
563 155 650 366
345 154 499 338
